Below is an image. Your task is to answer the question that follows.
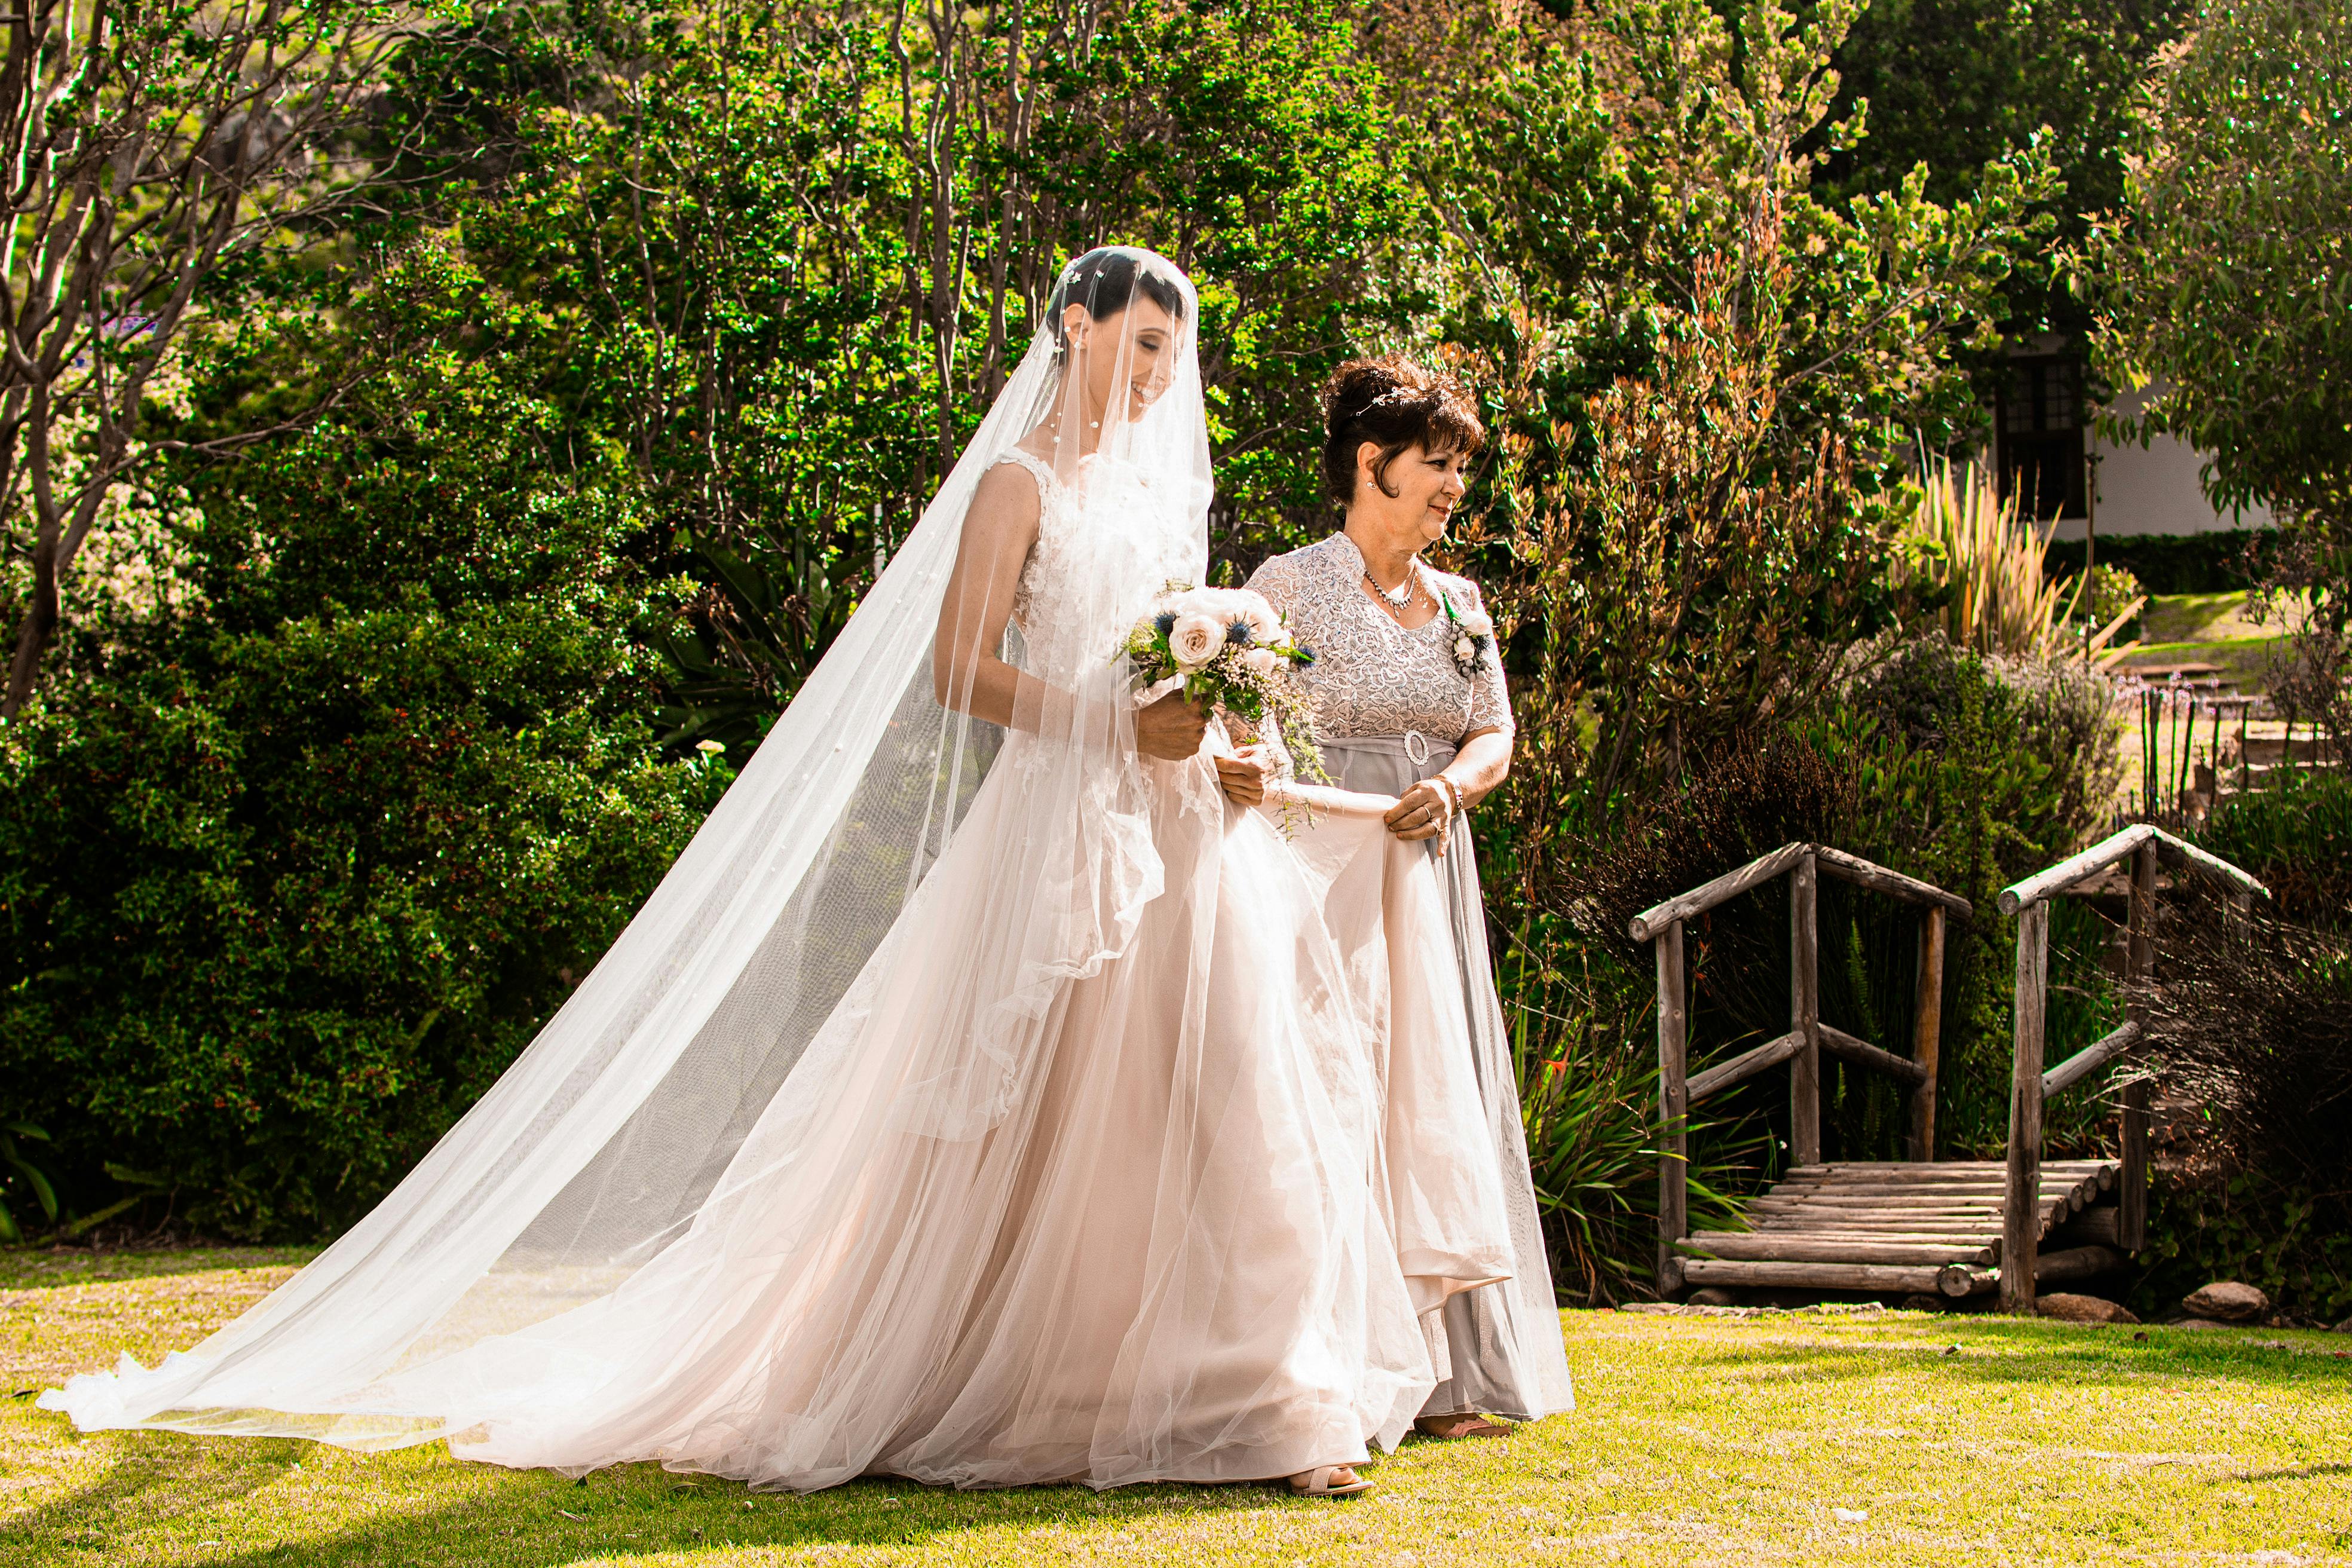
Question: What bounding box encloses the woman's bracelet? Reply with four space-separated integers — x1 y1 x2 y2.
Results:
1433 774 1466 817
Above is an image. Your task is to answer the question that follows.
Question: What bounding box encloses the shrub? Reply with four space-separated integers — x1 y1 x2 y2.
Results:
2043 531 2277 595
1895 460 2088 659
0 348 722 1239
2195 770 2352 930
2136 900 2352 1187
2133 1174 2352 1325
2127 894 2352 1321
2066 562 2146 636
1484 651 2124 1298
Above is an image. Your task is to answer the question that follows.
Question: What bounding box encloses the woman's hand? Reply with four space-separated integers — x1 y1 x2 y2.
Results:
1383 779 1455 852
1214 743 1274 806
1135 691 1211 760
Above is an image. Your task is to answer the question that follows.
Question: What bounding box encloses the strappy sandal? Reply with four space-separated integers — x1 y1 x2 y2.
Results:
1287 1464 1374 1498
1413 1413 1512 1440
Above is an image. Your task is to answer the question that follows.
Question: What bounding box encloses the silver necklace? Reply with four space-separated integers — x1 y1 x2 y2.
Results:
1365 560 1419 611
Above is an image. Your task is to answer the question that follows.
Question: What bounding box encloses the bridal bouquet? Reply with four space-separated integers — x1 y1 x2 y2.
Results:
1119 584 1328 783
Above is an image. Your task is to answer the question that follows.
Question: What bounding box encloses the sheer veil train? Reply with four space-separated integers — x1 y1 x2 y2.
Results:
43 246 1524 1491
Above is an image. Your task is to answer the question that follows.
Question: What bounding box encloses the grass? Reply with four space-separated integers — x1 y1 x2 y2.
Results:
2120 635 2280 692
2133 592 2282 647
6 1250 2352 1565
2112 589 2325 693
2099 590 2313 816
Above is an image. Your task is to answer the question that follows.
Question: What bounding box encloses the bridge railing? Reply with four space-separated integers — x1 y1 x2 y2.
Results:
1631 843 1974 1294
1996 823 2268 1310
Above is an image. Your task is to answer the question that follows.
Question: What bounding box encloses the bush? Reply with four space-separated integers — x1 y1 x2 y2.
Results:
2066 562 2146 633
2196 770 2352 930
2136 899 2352 1187
1843 632 2124 855
2041 531 2277 595
2124 895 2352 1321
1483 643 2125 1299
0 348 722 1239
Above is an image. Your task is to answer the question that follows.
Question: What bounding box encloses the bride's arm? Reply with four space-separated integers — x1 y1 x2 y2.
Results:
931 464 1043 728
932 463 1208 760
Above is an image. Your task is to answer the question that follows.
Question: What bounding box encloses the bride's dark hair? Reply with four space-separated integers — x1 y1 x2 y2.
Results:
1047 247 1187 349
1320 357 1484 510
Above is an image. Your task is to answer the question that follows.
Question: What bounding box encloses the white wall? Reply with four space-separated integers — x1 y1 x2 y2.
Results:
2050 382 2273 541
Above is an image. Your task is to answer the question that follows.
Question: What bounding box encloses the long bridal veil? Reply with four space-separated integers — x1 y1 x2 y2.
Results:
43 247 1221 1451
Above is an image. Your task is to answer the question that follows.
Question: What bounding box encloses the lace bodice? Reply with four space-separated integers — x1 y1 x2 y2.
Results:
1248 532 1512 744
997 446 1205 679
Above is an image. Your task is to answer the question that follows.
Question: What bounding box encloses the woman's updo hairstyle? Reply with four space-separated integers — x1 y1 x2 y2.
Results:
1047 247 1187 357
1320 357 1485 510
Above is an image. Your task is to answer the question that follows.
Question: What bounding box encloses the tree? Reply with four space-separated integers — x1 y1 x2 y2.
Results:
2084 0 2352 751
2084 0 2351 536
1414 0 2054 818
1818 0 2193 330
379 0 1414 751
0 244 724 1236
0 0 424 718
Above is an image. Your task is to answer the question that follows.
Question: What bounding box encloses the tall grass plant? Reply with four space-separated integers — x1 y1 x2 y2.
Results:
1901 460 2106 660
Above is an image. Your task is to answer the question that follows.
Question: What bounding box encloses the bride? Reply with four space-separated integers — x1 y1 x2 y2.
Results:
42 247 1529 1497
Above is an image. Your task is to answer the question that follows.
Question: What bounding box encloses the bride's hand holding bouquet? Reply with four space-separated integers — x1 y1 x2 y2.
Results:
1120 585 1327 784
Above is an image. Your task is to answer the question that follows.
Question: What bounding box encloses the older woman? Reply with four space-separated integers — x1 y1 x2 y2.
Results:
1241 357 1573 1438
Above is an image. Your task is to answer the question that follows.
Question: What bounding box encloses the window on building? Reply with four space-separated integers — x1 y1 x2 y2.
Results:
1996 356 2087 520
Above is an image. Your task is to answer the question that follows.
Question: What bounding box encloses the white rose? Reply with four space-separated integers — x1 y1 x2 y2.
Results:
1454 635 1477 663
1174 588 1226 618
1459 607 1495 638
1169 612 1226 669
1240 646 1281 677
1232 590 1284 647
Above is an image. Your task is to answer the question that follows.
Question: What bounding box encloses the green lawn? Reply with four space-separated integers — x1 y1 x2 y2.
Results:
5 1248 2351 1566
2132 591 2280 648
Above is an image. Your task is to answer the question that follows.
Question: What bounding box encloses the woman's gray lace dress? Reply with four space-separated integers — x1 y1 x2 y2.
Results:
1248 531 1575 1423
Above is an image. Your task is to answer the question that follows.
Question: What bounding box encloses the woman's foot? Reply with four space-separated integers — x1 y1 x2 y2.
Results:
1413 1413 1512 1440
1287 1464 1374 1497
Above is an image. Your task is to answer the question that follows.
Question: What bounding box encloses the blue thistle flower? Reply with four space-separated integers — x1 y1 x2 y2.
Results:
1153 611 1177 638
1224 618 1254 647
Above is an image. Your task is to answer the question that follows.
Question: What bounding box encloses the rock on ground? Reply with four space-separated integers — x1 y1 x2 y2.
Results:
1686 1287 1738 1307
2038 1293 2140 1324
2182 1281 2270 1322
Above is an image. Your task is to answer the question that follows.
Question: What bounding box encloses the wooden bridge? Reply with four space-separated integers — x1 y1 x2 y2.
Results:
1639 826 2267 1312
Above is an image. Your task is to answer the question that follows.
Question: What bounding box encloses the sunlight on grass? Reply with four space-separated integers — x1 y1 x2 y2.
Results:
5 1250 2351 1566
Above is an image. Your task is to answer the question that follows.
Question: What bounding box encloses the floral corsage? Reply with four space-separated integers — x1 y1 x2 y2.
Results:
1117 583 1329 783
1439 591 1496 677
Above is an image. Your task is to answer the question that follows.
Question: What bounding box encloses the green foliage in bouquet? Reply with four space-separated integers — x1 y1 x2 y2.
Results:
1122 586 1327 782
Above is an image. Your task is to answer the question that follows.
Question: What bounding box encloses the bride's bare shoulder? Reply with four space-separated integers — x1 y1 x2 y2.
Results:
969 454 1047 534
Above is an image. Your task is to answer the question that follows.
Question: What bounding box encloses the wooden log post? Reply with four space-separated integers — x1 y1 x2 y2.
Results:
1790 852 1821 1167
1656 920 1689 1295
1909 907 1946 1162
2003 899 2050 1312
2120 841 2155 1252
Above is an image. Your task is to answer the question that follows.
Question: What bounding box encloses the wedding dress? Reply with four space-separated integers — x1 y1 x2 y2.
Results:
1251 534 1575 1426
42 248 1524 1491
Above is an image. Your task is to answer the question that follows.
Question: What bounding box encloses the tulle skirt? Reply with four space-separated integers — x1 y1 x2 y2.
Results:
1320 735 1576 1423
45 747 1528 1491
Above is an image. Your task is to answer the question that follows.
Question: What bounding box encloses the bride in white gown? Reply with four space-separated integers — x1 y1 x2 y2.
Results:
41 247 1527 1496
